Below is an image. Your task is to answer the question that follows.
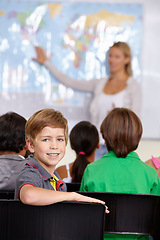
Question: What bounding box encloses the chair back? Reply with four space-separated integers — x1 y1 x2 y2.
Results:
0 200 105 240
66 182 81 192
79 192 160 238
0 191 14 199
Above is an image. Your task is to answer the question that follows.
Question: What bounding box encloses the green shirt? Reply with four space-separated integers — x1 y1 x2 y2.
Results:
80 151 160 240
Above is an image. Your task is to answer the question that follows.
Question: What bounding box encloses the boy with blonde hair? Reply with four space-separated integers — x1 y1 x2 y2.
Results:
15 108 109 211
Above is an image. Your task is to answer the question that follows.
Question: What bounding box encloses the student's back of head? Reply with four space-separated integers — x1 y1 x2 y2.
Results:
0 112 27 191
0 112 27 153
100 107 142 158
70 121 99 183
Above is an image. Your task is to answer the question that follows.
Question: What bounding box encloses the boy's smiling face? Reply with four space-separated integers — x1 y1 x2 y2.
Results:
27 126 66 175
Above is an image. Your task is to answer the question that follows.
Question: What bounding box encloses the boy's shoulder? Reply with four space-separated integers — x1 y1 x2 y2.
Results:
15 156 53 199
23 155 52 179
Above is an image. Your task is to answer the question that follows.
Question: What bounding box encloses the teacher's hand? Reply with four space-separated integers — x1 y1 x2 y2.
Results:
32 46 50 64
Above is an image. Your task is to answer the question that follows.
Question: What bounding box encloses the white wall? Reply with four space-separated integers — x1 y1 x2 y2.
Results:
135 140 160 161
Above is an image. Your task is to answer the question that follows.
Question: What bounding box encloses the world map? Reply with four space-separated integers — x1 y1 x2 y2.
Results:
0 1 142 107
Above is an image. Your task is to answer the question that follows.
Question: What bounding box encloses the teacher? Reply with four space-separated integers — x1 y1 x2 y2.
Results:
33 41 141 160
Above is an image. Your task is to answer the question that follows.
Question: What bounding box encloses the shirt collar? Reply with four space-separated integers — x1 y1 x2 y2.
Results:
106 151 140 159
26 155 52 181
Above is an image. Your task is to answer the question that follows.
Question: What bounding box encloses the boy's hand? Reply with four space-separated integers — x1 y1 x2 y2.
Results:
73 192 110 214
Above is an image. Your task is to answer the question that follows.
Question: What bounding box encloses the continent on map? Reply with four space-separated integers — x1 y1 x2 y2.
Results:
5 4 62 42
85 10 135 28
0 11 5 16
47 3 62 18
62 10 135 68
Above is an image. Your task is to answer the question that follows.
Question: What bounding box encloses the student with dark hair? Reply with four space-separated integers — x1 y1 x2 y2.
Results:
80 107 160 240
0 112 28 191
56 121 99 183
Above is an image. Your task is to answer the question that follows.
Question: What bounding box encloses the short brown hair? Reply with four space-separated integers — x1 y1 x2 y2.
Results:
100 108 142 158
25 108 68 144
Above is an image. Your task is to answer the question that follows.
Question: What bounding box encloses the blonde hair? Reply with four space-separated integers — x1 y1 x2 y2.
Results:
25 108 68 144
110 41 132 76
